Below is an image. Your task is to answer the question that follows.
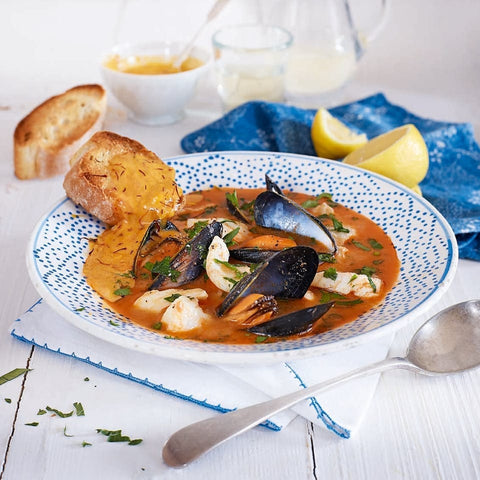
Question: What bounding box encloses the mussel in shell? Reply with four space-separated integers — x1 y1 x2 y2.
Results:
228 248 277 264
226 294 278 327
133 219 182 276
217 246 319 316
149 221 223 290
248 302 334 337
226 195 251 224
265 174 284 195
254 190 336 253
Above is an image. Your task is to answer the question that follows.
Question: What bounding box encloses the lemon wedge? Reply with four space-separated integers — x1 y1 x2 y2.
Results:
343 124 429 190
311 108 368 159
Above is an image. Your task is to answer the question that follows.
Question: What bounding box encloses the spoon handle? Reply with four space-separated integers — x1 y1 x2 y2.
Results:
173 0 230 67
163 356 414 468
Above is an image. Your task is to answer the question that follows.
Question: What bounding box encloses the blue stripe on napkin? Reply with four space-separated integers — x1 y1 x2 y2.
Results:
11 326 282 432
181 94 480 261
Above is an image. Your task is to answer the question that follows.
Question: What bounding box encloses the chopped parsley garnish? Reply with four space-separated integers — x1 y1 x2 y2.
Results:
82 441 92 447
223 277 238 286
152 322 163 330
254 336 268 343
301 199 319 209
368 238 383 250
335 299 364 307
318 252 336 263
25 422 39 427
358 266 376 277
203 205 217 215
144 257 180 282
373 259 384 265
318 291 346 304
4 398 11 404
74 307 85 312
128 439 143 446
0 368 30 385
240 199 255 214
351 239 370 251
301 193 333 209
46 406 73 418
113 287 131 297
214 259 247 279
223 227 240 247
109 320 120 327
323 267 338 281
164 293 181 302
37 409 47 415
96 429 143 445
185 220 209 239
329 215 350 233
349 274 358 283
84 377 90 382
73 402 85 417
358 266 377 293
225 191 239 208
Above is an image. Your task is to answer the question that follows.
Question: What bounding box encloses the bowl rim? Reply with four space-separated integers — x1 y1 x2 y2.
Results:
100 40 211 78
212 23 293 52
26 151 459 364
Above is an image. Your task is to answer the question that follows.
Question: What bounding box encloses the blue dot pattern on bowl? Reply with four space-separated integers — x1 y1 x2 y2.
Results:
29 152 457 358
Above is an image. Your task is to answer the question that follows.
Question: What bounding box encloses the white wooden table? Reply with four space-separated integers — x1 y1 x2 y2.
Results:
1 1 479 478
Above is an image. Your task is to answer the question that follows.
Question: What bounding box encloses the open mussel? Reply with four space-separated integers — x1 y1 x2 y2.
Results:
226 294 278 326
248 302 334 337
133 219 182 276
228 248 277 264
226 194 251 224
265 174 284 195
217 246 319 316
254 190 336 254
149 221 223 290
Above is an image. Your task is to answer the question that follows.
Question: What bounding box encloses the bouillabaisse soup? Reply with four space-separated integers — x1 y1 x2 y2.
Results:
84 179 400 344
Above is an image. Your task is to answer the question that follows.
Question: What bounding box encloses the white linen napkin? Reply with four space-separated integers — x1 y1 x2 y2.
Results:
11 299 392 437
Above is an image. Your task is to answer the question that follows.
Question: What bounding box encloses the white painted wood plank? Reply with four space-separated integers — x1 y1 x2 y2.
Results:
311 262 480 479
2 345 312 479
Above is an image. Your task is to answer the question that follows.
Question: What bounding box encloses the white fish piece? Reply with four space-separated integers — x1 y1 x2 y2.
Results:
330 226 356 246
310 203 334 217
133 288 208 314
162 295 210 332
312 271 382 298
186 218 250 243
205 236 250 293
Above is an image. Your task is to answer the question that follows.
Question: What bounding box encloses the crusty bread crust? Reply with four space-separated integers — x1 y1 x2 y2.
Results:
14 84 106 179
63 131 166 225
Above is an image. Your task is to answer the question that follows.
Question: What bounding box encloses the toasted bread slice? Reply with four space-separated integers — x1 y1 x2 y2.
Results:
63 131 183 226
14 84 106 179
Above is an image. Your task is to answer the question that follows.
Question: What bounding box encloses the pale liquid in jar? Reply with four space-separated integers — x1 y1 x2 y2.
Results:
285 47 356 103
216 62 285 111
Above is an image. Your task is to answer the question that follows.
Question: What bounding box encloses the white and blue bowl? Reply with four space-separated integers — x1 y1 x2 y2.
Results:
27 152 458 364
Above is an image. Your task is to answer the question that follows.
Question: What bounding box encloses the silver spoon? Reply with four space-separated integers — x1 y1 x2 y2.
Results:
163 300 480 468
172 0 230 69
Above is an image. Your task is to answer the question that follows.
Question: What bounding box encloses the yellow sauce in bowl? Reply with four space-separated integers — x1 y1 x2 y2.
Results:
103 54 204 75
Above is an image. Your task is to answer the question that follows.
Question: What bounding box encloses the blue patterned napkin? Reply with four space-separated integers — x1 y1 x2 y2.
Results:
181 94 480 261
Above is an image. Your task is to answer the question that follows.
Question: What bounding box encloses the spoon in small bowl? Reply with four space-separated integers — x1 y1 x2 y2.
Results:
163 300 480 468
173 0 230 69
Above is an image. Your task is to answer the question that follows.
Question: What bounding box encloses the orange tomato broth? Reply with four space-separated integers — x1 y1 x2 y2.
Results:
108 187 400 344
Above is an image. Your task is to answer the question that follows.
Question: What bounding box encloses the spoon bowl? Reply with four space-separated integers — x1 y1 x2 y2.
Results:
163 300 480 468
407 300 480 373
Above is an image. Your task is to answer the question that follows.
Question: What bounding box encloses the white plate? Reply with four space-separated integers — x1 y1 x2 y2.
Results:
27 152 458 364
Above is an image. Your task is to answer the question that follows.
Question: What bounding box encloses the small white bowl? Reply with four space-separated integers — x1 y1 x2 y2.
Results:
100 41 210 126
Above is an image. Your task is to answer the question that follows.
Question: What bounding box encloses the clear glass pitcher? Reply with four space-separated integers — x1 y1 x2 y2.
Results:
257 0 388 107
